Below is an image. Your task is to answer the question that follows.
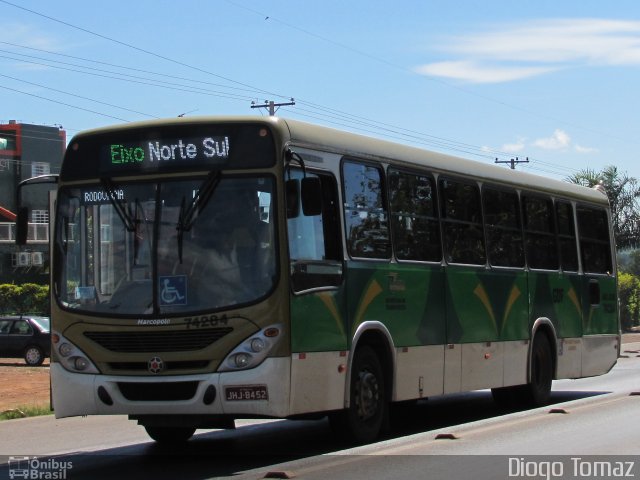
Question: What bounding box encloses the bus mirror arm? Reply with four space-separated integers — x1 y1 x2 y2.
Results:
284 148 322 217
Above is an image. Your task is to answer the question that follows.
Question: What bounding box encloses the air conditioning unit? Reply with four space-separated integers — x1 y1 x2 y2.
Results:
31 251 44 266
11 252 32 267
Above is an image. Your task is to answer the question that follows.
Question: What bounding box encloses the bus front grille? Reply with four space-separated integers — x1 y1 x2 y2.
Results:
117 381 199 401
109 360 210 372
84 328 233 353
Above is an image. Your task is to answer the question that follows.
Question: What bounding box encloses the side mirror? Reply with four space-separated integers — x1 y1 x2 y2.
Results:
15 206 29 245
301 177 322 216
286 179 300 218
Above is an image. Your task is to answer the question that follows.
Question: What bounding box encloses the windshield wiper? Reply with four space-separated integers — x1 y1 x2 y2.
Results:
175 170 222 263
100 177 136 232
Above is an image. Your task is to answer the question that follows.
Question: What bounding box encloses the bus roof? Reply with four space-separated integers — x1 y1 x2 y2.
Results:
280 117 608 206
70 115 608 206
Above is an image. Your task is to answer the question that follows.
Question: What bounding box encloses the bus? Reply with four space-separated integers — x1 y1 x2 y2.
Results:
31 116 619 443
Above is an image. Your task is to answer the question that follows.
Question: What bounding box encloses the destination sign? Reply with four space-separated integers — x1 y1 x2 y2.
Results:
81 188 125 205
60 123 276 181
104 136 230 171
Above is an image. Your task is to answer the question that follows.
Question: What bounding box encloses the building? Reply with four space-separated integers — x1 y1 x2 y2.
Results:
0 120 66 284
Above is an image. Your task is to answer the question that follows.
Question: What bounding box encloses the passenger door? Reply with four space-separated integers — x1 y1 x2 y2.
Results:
576 205 618 336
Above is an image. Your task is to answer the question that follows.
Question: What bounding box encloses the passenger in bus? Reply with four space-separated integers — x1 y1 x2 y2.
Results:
190 187 270 307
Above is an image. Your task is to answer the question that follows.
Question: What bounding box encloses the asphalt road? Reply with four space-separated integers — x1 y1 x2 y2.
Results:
1 341 639 480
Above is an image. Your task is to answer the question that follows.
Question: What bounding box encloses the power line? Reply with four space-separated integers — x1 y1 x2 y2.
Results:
0 1 589 180
251 99 296 116
0 0 286 101
0 84 130 122
225 0 636 147
0 72 159 119
0 41 264 96
0 51 259 102
494 157 530 170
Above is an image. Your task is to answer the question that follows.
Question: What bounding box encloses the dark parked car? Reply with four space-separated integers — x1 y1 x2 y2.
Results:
0 316 51 366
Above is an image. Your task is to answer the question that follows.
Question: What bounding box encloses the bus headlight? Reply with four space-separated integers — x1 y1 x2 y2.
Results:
53 331 99 374
58 343 73 357
233 353 251 369
250 338 266 352
218 324 283 372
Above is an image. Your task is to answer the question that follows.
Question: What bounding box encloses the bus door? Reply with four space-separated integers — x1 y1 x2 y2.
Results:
575 205 619 375
576 205 618 336
287 168 346 414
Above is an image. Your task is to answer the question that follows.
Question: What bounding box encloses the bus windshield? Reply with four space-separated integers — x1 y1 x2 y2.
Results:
54 175 276 316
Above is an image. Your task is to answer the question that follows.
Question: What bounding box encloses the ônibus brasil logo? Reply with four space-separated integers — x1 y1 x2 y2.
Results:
8 456 72 479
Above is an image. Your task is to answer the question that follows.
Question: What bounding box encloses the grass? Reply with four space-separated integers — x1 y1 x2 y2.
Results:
0 404 52 421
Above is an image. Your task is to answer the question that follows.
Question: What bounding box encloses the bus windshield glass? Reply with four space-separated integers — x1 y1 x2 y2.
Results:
54 176 276 316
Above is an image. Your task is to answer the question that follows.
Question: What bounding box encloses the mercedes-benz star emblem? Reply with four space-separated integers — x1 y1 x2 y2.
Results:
148 356 164 374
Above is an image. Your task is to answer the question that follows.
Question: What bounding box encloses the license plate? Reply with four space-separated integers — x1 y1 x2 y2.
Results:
225 385 269 401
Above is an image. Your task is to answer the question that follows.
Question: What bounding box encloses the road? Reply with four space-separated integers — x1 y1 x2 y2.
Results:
1 341 639 480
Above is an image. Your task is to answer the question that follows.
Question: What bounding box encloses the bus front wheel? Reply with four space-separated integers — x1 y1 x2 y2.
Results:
144 426 196 444
331 345 386 444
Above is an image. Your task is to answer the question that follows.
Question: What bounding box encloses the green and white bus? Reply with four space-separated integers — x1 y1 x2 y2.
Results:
42 116 619 443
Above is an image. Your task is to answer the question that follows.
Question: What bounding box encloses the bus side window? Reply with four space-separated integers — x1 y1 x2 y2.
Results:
342 161 391 259
388 169 441 262
483 186 524 268
576 206 613 274
556 201 579 272
439 178 485 265
523 195 559 270
288 170 342 292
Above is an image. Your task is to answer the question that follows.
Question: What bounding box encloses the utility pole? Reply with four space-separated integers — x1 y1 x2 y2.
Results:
251 98 295 116
495 156 529 170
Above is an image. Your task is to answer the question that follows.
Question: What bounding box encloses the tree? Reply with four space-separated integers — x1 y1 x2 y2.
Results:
566 166 640 249
0 283 50 315
0 284 20 314
618 272 640 331
620 249 640 277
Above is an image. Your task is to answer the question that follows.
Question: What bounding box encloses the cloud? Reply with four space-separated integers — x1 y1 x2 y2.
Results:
533 129 571 150
482 136 526 155
488 131 598 156
502 142 525 154
415 18 640 83
414 61 556 84
575 144 599 154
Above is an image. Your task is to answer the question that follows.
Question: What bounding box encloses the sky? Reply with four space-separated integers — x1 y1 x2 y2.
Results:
2 0 640 181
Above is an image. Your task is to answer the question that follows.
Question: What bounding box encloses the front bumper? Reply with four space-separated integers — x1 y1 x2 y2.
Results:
51 357 291 419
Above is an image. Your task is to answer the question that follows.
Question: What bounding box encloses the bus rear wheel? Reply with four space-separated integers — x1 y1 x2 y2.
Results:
144 426 196 444
492 334 554 408
521 334 553 406
331 345 386 444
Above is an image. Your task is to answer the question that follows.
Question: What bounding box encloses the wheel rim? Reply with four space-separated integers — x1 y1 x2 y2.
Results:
26 348 41 364
355 369 379 421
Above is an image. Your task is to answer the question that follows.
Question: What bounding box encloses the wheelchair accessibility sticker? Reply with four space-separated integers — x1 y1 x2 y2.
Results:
159 275 187 306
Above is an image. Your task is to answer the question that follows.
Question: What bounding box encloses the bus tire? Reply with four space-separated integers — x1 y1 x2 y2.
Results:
521 334 554 407
144 426 196 444
335 345 386 444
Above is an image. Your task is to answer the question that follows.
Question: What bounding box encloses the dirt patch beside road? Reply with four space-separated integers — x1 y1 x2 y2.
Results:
0 359 50 412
